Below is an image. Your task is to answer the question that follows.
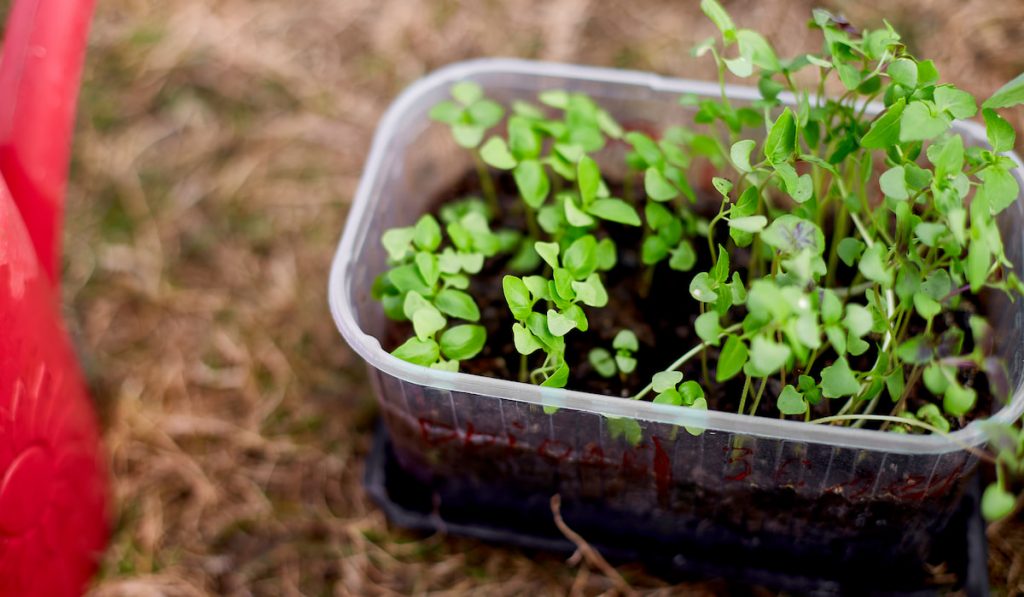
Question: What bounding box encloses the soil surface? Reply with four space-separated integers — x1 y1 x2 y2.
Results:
384 168 998 431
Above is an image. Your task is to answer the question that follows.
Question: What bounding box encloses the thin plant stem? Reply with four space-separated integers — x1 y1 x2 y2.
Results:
737 375 752 415
473 152 500 217
632 323 743 401
748 377 768 416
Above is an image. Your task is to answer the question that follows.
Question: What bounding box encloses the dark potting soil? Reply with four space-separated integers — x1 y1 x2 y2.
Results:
383 168 999 431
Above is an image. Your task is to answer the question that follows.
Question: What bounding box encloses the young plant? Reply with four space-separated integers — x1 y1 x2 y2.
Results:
375 211 507 371
503 234 614 387
588 330 639 383
430 82 506 213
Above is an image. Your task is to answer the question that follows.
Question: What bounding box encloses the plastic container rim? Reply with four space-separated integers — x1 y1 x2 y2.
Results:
329 57 1024 455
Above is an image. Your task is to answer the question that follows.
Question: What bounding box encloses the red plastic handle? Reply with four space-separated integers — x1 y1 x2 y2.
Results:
0 0 96 282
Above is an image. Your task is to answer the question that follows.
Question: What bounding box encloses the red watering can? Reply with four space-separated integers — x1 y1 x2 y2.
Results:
0 0 109 595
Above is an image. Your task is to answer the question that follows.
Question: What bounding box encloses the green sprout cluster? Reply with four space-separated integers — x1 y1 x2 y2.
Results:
375 1 1024 518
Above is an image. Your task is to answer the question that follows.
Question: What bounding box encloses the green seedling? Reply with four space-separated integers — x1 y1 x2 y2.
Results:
430 82 506 214
376 210 513 371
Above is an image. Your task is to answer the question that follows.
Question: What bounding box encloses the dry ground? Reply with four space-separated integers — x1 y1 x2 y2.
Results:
63 0 1024 594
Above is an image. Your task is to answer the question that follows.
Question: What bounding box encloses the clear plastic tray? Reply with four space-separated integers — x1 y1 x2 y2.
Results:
329 58 1024 557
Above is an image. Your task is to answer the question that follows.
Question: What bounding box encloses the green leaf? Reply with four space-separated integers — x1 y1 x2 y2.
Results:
577 155 601 204
921 269 952 300
596 238 617 270
415 252 440 287
976 164 1020 215
730 139 756 173
700 0 735 36
844 304 873 337
539 90 570 109
913 292 941 321
737 29 780 71
389 264 429 295
534 241 560 269
821 289 842 324
411 215 442 252
923 363 950 395
439 325 486 360
451 81 483 105
468 100 503 128
503 275 534 321
944 381 976 417
795 314 821 349
613 330 639 352
900 101 950 142
642 236 670 265
412 304 447 341
589 348 617 377
983 108 1016 153
728 215 768 233
717 335 748 382
760 215 825 255
513 323 543 355
695 311 722 346
645 202 673 230
400 289 430 320
541 363 570 388
710 178 731 199
571 274 609 308
934 85 977 119
684 397 709 436
644 167 679 201
777 385 807 415
563 235 598 279
821 357 860 398
725 56 753 78
587 198 641 226
616 354 637 374
749 335 791 376
564 195 596 227
546 309 577 336
514 159 550 208
879 166 909 200
966 232 991 292
653 371 683 393
434 289 480 321
670 241 697 272
382 227 416 261
653 389 682 406
689 272 718 303
391 337 440 366
452 124 485 148
983 72 1024 109
480 137 517 169
861 98 906 149
982 483 1017 521
429 100 462 124
858 243 893 287
896 335 933 365
837 237 865 267
764 108 796 163
679 381 705 405
888 58 917 88
914 223 947 247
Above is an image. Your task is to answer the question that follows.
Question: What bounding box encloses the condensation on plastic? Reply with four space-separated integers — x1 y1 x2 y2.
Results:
330 59 1024 553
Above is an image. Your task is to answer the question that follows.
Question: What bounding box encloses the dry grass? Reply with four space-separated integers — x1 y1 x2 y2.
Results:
65 0 1024 594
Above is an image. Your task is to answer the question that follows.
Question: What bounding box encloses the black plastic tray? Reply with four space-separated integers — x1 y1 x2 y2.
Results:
364 423 988 595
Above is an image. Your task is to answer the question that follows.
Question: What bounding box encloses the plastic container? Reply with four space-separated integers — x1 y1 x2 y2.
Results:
329 59 1024 564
